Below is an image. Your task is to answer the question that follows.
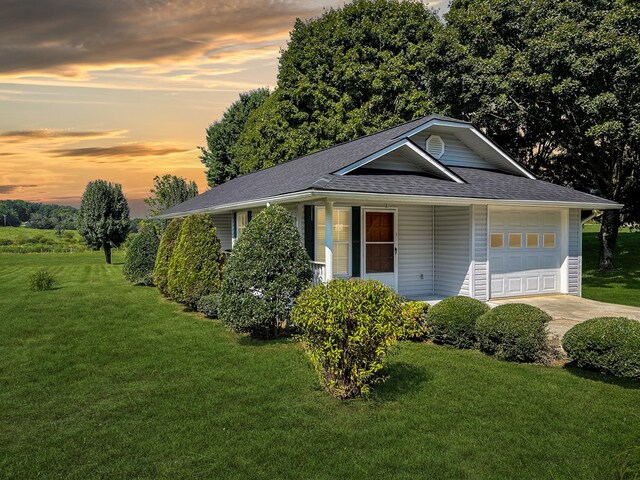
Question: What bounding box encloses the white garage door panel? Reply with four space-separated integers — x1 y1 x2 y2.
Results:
490 210 561 298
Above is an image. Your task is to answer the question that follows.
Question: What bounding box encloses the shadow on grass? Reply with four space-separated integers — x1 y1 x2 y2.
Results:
564 363 640 390
237 335 297 347
371 361 432 401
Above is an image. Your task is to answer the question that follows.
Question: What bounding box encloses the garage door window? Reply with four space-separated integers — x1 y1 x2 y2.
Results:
490 233 503 249
543 233 556 248
526 233 539 249
508 233 522 248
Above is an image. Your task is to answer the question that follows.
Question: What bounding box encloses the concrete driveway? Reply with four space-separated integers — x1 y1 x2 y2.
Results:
491 295 640 337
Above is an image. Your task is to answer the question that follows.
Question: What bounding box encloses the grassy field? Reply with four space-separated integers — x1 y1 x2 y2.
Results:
0 227 87 253
582 224 640 307
1 252 638 479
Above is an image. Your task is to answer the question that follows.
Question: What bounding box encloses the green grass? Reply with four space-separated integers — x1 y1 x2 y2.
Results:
1 252 638 479
0 227 87 253
582 224 640 307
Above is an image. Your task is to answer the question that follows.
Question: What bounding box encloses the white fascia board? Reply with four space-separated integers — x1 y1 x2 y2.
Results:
156 189 621 219
403 140 465 184
401 119 537 180
333 139 410 175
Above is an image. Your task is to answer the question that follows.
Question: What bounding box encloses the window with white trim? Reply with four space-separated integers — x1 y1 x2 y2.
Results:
315 207 350 275
236 211 249 238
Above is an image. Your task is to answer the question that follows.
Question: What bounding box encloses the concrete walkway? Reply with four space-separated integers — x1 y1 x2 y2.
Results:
491 295 640 337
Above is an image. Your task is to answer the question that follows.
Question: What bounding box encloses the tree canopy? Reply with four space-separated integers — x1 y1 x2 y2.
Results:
144 174 198 217
77 180 130 264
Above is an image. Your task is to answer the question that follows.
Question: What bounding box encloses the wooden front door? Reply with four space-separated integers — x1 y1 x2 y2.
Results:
363 210 397 289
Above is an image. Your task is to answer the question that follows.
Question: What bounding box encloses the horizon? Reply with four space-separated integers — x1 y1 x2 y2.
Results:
0 0 448 219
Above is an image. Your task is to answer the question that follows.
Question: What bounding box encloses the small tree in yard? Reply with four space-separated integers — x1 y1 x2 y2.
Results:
292 279 404 399
123 222 160 286
167 214 224 307
77 180 130 264
218 205 312 338
154 218 183 296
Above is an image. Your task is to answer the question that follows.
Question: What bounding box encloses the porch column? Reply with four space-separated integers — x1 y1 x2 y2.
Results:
324 201 334 282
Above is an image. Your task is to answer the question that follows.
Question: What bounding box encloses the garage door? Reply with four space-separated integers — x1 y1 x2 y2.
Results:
490 210 561 298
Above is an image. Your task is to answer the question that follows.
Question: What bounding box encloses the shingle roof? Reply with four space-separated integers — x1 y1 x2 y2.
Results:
159 114 617 217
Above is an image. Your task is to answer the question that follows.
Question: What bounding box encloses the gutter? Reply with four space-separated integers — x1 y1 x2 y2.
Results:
155 189 622 219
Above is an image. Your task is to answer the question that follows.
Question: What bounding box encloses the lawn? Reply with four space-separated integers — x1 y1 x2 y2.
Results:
1 252 638 479
582 224 640 307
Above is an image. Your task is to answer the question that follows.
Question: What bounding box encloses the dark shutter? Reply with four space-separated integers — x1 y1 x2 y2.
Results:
304 205 315 260
247 210 252 222
232 212 237 238
351 206 361 277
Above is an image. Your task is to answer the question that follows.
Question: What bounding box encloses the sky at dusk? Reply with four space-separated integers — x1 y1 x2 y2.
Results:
1 0 448 217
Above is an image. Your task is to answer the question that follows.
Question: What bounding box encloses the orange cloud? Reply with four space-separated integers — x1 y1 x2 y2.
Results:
0 129 126 143
47 143 192 161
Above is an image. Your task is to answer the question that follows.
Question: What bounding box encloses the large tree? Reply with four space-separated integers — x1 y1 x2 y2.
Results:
441 0 640 269
144 174 199 217
232 0 444 174
77 180 130 264
199 88 270 187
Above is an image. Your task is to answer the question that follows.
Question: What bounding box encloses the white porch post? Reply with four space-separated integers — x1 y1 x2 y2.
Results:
324 201 334 282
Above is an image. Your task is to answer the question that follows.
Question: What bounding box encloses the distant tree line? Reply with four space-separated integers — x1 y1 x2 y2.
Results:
199 0 639 270
0 200 77 230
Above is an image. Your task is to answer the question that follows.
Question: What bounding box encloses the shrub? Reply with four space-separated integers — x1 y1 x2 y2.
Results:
292 279 403 399
28 269 56 291
123 223 160 286
218 205 312 338
0 239 12 246
425 296 489 348
562 317 640 379
154 218 183 296
476 303 552 362
167 214 225 307
400 301 430 340
196 293 219 318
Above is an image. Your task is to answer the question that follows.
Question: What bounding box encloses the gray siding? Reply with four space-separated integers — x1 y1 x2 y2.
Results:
434 206 470 296
411 132 493 169
568 208 581 295
367 152 424 172
211 213 232 251
397 205 434 298
472 205 488 301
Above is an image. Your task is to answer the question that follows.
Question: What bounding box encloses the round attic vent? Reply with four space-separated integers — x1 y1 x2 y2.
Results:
426 135 445 159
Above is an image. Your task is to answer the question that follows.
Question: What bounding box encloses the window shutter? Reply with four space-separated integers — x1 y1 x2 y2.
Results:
351 206 361 277
247 210 252 222
304 205 315 260
232 212 237 238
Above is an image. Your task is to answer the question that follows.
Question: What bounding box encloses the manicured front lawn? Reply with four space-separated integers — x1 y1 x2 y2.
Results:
1 252 638 479
582 224 640 307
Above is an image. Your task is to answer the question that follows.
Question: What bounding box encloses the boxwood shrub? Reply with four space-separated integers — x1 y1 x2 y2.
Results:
476 303 551 362
167 214 225 307
196 293 219 318
123 223 160 286
400 301 430 340
218 205 312 338
425 296 489 348
154 218 183 296
292 279 403 399
562 317 640 379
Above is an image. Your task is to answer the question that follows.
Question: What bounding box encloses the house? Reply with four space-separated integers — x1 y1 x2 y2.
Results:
158 115 620 301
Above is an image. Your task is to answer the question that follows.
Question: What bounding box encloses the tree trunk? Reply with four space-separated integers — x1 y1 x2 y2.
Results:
598 209 621 271
103 243 112 264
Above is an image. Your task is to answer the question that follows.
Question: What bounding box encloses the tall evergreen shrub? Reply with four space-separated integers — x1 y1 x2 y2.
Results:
154 218 183 296
218 205 312 338
123 222 160 286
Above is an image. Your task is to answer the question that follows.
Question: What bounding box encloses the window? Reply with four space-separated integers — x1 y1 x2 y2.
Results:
490 233 504 249
508 233 522 248
236 211 248 238
526 233 539 248
543 233 556 248
316 207 350 275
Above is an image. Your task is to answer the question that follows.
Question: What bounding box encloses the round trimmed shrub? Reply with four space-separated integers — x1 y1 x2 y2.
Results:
167 214 225 307
218 205 312 338
562 317 640 380
196 293 219 318
123 223 159 286
153 218 183 296
292 279 404 399
400 301 430 340
425 296 489 348
476 303 551 362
